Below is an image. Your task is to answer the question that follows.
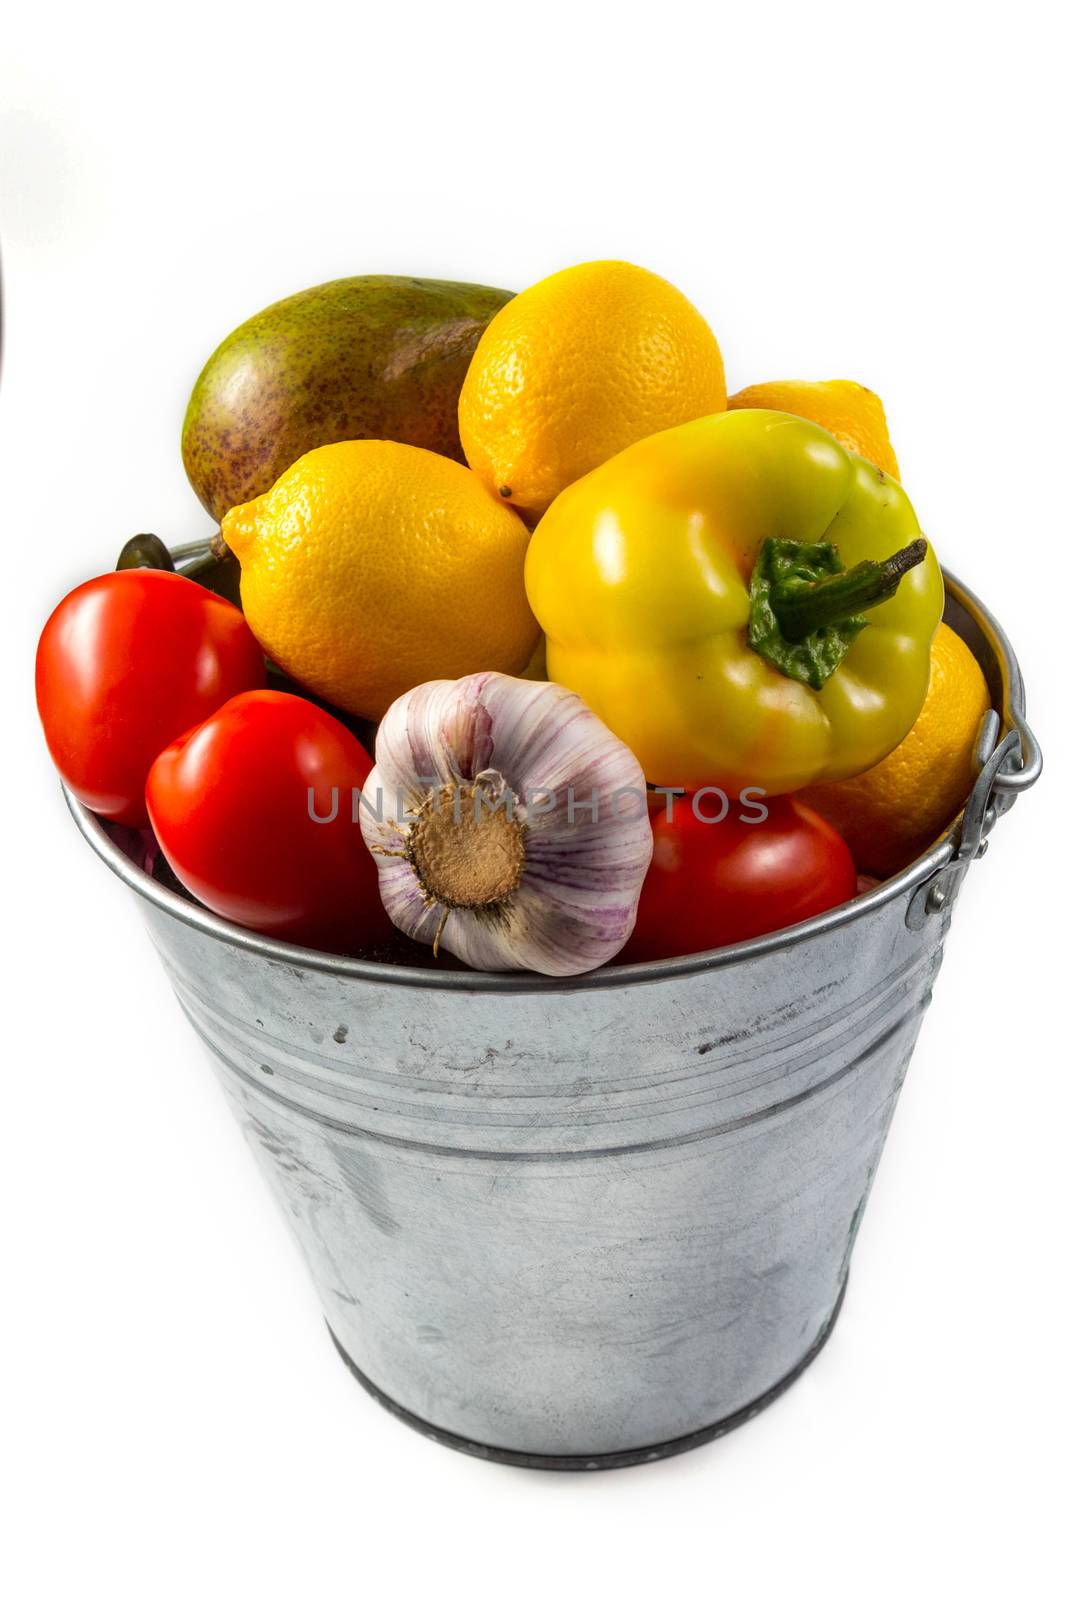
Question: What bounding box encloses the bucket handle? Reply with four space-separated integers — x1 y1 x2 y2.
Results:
906 704 1041 928
987 706 1042 800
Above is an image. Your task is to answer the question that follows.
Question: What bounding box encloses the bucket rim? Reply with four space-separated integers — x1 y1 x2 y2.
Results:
63 567 1022 994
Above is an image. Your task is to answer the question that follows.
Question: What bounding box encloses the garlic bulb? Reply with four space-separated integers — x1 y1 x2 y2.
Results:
360 673 653 976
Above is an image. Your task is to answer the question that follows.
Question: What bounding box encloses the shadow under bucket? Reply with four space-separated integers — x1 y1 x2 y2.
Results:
68 567 1040 1469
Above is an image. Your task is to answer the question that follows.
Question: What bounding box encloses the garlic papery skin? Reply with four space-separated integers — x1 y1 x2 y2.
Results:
360 673 653 977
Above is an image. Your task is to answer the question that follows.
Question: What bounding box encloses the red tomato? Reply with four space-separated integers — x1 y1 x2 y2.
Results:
36 570 265 826
624 794 857 961
146 690 390 955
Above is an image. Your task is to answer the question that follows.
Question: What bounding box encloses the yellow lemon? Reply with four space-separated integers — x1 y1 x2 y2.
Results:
222 440 539 720
458 260 726 518
800 624 991 878
728 378 900 478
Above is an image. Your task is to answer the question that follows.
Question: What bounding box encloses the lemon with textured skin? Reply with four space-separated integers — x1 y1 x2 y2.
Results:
800 624 991 877
458 260 727 518
729 379 900 478
222 440 539 720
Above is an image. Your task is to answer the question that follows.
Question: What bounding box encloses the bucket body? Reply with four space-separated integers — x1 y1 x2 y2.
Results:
144 883 941 1461
69 573 1039 1467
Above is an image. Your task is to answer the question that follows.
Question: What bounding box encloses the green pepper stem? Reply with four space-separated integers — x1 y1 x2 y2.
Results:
772 537 927 641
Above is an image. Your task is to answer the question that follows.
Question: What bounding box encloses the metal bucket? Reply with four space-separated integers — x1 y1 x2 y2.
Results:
67 567 1040 1470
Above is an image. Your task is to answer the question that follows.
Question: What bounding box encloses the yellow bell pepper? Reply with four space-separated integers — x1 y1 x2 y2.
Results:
524 409 944 795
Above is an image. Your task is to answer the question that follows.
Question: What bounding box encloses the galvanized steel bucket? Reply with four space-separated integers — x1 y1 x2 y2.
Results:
67 566 1040 1470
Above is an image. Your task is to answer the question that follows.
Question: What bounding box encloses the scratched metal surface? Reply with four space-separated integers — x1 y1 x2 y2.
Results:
136 889 945 1457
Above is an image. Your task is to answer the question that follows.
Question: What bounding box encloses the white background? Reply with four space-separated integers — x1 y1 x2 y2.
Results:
3 5 1064 1596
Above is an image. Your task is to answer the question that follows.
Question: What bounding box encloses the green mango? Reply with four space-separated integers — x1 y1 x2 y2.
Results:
182 275 513 522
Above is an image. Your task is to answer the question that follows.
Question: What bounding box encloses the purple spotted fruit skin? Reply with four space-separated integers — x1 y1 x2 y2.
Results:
182 275 513 522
